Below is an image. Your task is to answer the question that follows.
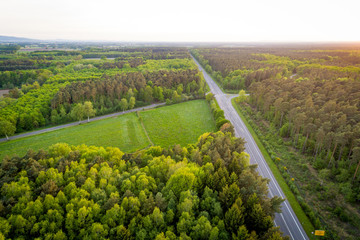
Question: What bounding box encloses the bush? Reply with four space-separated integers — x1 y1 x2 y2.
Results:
208 99 233 131
206 93 214 102
214 109 225 119
216 118 230 129
313 157 326 170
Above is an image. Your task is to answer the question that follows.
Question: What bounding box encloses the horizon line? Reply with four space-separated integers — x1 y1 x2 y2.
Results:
1 35 360 45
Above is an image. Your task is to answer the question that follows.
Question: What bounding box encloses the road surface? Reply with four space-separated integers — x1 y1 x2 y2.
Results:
192 55 309 240
0 103 165 143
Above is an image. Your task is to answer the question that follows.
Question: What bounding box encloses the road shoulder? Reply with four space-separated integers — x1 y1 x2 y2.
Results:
231 99 315 239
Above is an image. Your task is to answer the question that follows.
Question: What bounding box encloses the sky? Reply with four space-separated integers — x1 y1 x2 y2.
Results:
1 0 359 42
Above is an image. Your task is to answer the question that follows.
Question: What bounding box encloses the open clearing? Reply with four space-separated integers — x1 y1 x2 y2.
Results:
141 100 216 147
0 100 215 160
0 113 150 160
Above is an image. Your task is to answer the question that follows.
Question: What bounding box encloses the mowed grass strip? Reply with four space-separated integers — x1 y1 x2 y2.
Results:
0 113 150 160
231 99 315 239
141 100 216 147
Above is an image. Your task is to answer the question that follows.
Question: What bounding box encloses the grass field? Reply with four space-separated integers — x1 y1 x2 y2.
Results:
231 99 315 239
141 100 216 147
0 113 150 160
0 100 216 160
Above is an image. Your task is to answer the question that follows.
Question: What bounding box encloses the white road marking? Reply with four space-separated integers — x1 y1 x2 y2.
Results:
192 55 308 240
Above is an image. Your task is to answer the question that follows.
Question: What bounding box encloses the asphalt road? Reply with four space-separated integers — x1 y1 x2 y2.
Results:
192 55 309 240
0 103 165 143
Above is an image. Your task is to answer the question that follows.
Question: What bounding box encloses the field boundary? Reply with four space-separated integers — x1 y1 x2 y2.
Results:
136 111 154 146
231 99 315 239
0 102 166 143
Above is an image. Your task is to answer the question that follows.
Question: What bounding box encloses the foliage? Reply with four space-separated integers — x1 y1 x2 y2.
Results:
0 120 16 140
236 90 247 103
206 97 231 132
0 48 205 136
0 100 216 160
0 130 287 239
234 102 357 239
194 46 360 239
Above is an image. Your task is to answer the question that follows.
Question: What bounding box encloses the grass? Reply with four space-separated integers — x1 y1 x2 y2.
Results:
231 99 315 239
141 100 216 147
0 100 216 160
0 113 150 160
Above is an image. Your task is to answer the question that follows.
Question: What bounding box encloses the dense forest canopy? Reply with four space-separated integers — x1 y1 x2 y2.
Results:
0 47 206 135
191 46 360 240
191 48 360 191
191 47 360 90
0 130 286 240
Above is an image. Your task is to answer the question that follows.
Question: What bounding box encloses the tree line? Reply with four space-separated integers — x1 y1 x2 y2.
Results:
0 48 201 137
194 47 360 200
191 48 360 91
0 69 53 89
49 70 205 124
0 45 21 54
192 46 360 239
0 58 52 71
248 77 360 200
0 69 205 135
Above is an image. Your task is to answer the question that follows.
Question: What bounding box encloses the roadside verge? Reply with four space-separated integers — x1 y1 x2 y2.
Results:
231 98 315 239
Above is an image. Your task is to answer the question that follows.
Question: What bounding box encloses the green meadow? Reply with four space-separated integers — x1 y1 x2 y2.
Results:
141 100 216 147
0 100 216 160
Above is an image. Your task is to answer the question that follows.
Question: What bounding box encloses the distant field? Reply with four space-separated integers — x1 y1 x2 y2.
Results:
141 100 216 147
0 113 150 160
0 100 216 160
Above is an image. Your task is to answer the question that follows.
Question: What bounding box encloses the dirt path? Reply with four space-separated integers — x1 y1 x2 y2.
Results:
0 102 165 143
0 89 9 97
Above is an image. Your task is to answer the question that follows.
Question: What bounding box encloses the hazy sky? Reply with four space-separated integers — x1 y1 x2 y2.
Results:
1 0 359 42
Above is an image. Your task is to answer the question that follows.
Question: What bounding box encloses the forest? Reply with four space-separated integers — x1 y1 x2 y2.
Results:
191 46 360 239
0 48 206 136
0 130 287 240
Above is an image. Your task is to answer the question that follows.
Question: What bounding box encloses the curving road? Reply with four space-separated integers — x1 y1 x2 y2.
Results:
0 103 165 143
191 55 309 240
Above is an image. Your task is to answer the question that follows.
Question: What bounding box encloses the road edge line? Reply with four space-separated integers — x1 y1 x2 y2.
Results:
231 99 315 239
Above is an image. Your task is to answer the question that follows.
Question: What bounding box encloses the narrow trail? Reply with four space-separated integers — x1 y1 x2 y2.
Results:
137 111 154 146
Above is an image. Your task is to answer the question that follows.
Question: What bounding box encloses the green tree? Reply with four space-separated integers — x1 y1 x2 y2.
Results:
0 120 16 140
71 103 85 123
90 222 108 239
232 225 250 240
206 93 214 102
129 97 136 109
225 197 244 233
120 98 128 112
84 101 96 122
352 147 360 181
236 90 247 103
53 230 67 240
191 216 213 239
172 91 181 103
144 86 154 103
51 109 60 124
